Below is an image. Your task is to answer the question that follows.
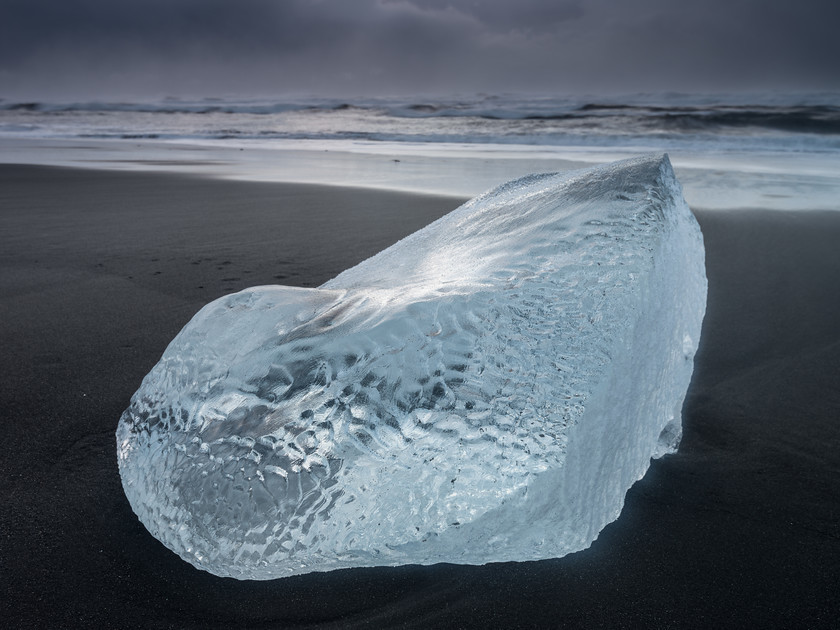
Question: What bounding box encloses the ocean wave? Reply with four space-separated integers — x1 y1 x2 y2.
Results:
3 94 840 155
656 106 840 135
0 100 318 115
3 97 838 135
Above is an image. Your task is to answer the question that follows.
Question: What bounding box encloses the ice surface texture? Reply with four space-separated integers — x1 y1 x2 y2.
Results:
117 155 706 579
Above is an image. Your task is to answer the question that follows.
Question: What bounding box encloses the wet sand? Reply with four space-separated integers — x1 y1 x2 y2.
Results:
1 165 838 628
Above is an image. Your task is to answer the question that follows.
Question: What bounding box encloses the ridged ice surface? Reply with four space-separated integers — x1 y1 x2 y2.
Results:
117 155 706 579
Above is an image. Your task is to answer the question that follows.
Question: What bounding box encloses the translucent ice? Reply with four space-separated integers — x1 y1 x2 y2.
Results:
117 155 706 579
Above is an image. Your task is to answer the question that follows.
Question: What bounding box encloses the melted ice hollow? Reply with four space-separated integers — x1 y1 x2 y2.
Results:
117 155 706 579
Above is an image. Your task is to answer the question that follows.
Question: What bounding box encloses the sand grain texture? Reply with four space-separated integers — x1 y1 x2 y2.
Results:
1 165 838 628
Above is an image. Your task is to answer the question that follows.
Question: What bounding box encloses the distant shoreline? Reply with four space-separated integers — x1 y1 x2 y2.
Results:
3 135 840 212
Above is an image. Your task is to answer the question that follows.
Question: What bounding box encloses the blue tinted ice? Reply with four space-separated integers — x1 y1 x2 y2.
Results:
117 155 706 579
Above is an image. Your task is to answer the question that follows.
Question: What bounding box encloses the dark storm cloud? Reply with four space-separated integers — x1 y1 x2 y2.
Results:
1 0 838 97
0 0 342 58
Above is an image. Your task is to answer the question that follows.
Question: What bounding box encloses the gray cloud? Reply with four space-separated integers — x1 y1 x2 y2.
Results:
382 0 584 34
0 0 837 98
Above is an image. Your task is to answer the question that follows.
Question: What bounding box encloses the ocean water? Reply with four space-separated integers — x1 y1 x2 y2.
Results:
1 92 839 210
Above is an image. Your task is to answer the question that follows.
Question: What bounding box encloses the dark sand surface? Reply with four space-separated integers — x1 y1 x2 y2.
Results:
1 165 838 628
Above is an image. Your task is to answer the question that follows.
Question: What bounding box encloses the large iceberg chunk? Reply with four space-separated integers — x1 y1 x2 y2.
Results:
117 155 706 579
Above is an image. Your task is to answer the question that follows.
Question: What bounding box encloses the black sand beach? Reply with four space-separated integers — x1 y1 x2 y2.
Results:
2 165 839 628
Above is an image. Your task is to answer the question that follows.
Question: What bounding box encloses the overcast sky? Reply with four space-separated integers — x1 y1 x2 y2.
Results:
1 0 837 99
